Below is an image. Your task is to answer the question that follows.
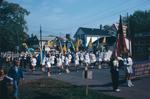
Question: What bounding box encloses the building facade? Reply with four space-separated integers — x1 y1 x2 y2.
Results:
74 27 110 48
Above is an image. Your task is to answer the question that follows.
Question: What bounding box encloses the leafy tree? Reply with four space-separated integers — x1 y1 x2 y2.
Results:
126 10 150 38
0 1 29 52
0 0 3 5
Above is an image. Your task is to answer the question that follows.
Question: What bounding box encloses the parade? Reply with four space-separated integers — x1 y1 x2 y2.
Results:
0 0 150 99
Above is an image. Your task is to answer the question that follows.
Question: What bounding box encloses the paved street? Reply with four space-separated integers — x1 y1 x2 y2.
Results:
40 68 150 99
23 68 150 99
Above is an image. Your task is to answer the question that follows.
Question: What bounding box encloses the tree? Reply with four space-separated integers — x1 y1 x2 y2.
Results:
126 10 150 38
0 1 29 52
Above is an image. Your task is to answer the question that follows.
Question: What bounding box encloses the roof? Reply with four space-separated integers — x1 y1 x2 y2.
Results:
38 36 55 41
74 27 110 37
93 36 116 45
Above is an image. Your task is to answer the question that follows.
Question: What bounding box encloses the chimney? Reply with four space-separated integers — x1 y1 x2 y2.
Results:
100 24 102 30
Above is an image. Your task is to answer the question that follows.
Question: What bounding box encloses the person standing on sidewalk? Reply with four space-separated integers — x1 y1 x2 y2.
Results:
8 58 24 99
110 56 120 92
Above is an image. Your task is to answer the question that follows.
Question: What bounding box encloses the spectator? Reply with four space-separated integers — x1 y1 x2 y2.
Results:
0 68 13 99
8 58 24 99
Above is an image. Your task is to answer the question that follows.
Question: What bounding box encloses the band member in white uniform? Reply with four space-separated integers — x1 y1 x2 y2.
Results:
68 53 72 65
79 51 84 66
124 54 134 87
56 55 63 74
75 52 80 72
46 54 51 77
65 55 70 73
41 56 46 72
84 52 90 70
90 52 96 68
31 55 37 72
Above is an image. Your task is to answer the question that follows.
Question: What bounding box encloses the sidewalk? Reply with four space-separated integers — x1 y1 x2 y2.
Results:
49 69 150 99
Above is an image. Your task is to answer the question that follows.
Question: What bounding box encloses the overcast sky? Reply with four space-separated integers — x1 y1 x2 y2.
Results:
8 0 150 37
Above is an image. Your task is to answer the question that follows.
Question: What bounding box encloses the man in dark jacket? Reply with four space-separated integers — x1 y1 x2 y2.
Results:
110 56 120 92
8 58 24 99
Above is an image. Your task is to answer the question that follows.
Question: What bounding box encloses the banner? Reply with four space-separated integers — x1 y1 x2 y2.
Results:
132 61 150 78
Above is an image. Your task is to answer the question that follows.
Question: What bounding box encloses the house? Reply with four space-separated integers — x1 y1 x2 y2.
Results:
74 27 110 48
104 24 127 37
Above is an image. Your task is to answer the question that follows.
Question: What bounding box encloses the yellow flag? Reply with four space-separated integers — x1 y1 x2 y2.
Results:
22 43 28 48
48 41 54 47
88 37 92 48
75 38 80 52
63 44 67 54
102 37 106 44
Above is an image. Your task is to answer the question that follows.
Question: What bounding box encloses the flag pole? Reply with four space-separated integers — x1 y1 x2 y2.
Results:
40 25 43 65
127 13 132 55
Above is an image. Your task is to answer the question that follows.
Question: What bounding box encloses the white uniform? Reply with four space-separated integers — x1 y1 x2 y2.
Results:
42 57 46 66
68 54 72 64
75 53 79 65
113 59 119 71
84 53 90 64
46 57 51 68
98 53 102 62
80 52 84 62
61 55 65 64
126 57 133 73
31 57 37 67
90 53 96 63
50 55 55 65
57 57 62 67
65 56 69 66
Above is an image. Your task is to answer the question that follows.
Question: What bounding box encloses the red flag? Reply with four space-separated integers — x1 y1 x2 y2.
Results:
116 15 128 56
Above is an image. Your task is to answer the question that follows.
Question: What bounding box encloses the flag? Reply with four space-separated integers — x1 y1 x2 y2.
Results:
71 41 75 51
75 38 81 52
102 37 106 44
63 43 67 54
59 40 63 53
22 43 28 48
88 37 93 49
48 40 54 47
115 15 128 56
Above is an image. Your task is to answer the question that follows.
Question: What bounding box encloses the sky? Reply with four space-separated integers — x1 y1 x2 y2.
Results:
8 0 150 37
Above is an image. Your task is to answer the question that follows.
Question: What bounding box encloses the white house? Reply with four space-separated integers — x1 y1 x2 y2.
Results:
74 27 110 48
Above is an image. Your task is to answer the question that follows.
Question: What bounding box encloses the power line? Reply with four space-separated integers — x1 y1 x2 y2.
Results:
65 0 150 29
84 1 148 24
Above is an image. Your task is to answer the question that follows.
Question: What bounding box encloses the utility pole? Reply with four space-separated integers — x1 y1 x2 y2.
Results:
40 25 42 65
127 13 132 55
